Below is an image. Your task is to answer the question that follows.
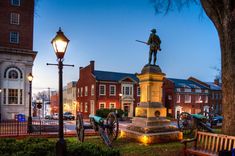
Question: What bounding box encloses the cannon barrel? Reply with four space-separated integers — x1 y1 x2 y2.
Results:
89 114 104 124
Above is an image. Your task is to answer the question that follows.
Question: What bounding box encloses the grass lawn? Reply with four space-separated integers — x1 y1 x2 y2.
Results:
67 136 185 156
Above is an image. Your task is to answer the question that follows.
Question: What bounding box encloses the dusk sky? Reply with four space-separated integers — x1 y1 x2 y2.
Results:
32 0 220 93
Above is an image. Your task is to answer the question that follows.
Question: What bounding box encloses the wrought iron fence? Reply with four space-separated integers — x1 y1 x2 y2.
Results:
0 119 76 137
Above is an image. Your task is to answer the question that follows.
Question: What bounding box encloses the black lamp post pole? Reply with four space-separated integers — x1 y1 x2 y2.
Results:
56 58 66 156
28 80 32 133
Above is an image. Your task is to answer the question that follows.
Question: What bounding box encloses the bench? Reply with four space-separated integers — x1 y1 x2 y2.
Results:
182 131 235 156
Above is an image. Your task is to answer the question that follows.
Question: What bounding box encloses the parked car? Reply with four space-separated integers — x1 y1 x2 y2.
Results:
52 113 59 120
63 112 75 120
45 115 53 120
211 114 223 126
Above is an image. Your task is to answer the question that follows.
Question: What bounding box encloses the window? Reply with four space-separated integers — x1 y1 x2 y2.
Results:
10 32 19 44
195 89 201 93
195 95 202 103
85 102 88 112
11 0 20 6
212 93 214 99
77 88 79 97
99 85 106 95
80 102 83 112
8 70 18 79
109 103 116 109
10 13 20 25
184 88 191 92
122 85 133 96
20 89 23 104
85 86 88 96
185 95 191 103
109 85 116 96
176 94 180 103
205 95 208 103
3 89 6 104
176 88 181 92
8 89 18 104
91 84 94 96
80 87 83 97
204 90 208 93
137 87 141 96
99 102 106 109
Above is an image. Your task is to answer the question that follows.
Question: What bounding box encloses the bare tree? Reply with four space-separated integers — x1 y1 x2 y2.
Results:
151 0 235 135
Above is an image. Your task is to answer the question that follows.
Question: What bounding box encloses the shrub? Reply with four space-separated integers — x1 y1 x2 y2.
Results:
0 137 120 156
96 109 124 118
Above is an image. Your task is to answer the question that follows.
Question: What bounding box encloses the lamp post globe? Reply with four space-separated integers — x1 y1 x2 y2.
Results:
51 27 70 60
27 73 33 133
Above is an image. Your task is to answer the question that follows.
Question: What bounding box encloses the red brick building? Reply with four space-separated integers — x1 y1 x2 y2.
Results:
77 61 140 118
0 0 37 120
189 77 222 115
163 78 210 118
50 91 59 115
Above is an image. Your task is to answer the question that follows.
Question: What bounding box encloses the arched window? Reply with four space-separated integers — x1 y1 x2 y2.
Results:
8 70 18 79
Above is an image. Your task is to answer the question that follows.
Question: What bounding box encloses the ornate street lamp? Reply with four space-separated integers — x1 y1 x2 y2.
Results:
27 73 33 133
50 27 70 156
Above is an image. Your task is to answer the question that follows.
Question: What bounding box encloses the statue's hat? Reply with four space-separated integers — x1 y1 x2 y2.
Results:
151 29 156 33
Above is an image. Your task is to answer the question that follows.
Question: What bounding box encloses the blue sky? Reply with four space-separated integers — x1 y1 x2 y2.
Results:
32 0 220 93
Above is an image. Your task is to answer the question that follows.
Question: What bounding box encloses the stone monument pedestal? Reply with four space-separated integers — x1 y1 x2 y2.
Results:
121 65 182 144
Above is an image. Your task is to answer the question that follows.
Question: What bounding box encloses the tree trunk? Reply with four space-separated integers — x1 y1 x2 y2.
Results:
201 0 235 135
221 5 235 136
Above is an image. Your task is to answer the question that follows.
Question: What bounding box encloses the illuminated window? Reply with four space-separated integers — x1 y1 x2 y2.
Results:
8 89 18 104
77 88 79 97
185 95 191 103
99 102 106 109
109 103 116 109
80 87 83 97
85 86 88 96
195 95 202 103
10 32 19 44
110 85 116 96
176 94 180 103
205 95 208 103
10 13 20 25
91 84 94 96
85 102 88 112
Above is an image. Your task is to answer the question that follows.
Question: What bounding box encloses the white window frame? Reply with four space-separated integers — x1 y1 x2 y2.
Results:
99 84 106 95
10 32 19 44
137 87 141 96
99 102 106 109
11 0 20 6
85 86 88 96
176 94 180 103
109 102 116 109
109 85 116 96
185 95 191 103
91 84 94 96
10 13 20 25
122 84 133 96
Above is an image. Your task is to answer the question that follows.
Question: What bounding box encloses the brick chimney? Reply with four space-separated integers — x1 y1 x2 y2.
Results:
214 79 220 85
90 60 95 72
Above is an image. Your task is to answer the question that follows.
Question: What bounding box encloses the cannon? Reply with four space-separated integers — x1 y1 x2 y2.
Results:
177 111 215 135
75 112 119 147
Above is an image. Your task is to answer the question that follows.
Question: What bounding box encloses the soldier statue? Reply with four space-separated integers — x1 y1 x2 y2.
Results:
147 29 161 65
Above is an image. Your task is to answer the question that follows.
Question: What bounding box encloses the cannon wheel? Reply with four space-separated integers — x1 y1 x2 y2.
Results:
76 113 85 142
177 112 194 135
106 112 119 142
99 126 112 147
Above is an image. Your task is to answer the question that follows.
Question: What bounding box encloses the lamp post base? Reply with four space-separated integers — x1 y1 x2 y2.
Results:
56 139 67 156
27 116 32 133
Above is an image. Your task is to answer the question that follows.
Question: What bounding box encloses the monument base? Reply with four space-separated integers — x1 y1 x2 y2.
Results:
120 129 183 144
